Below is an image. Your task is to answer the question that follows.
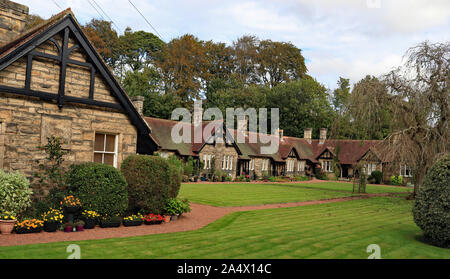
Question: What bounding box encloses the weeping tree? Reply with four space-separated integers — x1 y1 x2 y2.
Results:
355 41 449 196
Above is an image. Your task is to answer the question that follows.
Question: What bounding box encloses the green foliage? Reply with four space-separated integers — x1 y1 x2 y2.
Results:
166 156 183 198
183 157 195 176
121 155 179 214
293 175 309 182
369 171 383 184
164 198 191 215
413 154 450 248
66 163 128 216
390 175 404 186
268 176 277 182
33 136 69 194
0 170 33 217
225 176 233 182
314 168 328 180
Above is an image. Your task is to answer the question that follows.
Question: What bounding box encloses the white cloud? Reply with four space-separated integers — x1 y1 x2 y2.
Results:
16 0 450 90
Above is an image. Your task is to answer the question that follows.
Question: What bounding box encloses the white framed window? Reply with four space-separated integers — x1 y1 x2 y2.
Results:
365 163 377 175
287 158 295 172
262 159 270 171
159 151 169 159
322 160 333 172
298 160 305 172
400 165 412 177
203 155 207 169
94 133 118 167
250 159 255 171
223 155 233 170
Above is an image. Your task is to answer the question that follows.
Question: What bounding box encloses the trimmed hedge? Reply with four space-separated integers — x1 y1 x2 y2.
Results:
368 170 382 184
66 162 128 216
121 155 181 214
413 154 450 248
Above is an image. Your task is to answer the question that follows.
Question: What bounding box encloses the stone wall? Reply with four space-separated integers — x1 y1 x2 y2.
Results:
0 34 138 194
0 0 28 45
199 142 238 179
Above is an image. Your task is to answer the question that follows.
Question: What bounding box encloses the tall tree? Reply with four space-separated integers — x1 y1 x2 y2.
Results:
156 34 209 105
380 41 449 195
256 39 307 87
267 79 334 139
82 19 120 69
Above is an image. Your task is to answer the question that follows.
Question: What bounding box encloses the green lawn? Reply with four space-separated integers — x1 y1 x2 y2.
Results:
279 182 413 194
1 197 448 259
178 183 355 206
178 182 411 207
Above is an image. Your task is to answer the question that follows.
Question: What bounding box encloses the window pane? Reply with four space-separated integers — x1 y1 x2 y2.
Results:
104 154 114 166
94 153 103 163
105 135 116 152
94 133 105 151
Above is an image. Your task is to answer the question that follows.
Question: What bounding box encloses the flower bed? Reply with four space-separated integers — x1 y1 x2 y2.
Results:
14 219 44 234
142 214 164 225
123 214 143 227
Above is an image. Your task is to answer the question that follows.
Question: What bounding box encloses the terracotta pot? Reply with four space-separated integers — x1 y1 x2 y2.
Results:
163 216 171 223
0 219 16 235
64 226 73 232
44 222 58 232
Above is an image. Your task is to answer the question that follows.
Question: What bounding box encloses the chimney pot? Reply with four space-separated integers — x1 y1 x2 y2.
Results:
304 128 312 144
131 96 144 115
319 128 327 144
0 0 29 45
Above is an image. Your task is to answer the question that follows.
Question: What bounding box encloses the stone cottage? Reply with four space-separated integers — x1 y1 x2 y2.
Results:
0 3 157 179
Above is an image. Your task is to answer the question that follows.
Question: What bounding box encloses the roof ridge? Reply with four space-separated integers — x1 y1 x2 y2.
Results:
0 8 72 53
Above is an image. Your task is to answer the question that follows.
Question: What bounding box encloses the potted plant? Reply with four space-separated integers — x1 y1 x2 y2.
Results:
14 219 44 234
99 216 122 228
123 214 143 227
0 212 17 235
164 198 190 220
64 222 74 232
74 220 85 231
142 214 164 225
41 208 64 232
81 210 99 229
60 195 82 224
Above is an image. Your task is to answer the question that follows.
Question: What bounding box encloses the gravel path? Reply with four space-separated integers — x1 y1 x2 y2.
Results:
0 193 399 247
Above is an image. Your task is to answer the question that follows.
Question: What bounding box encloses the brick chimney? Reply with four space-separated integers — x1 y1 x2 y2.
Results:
131 96 144 115
304 128 312 144
319 128 327 144
237 117 247 135
193 100 203 127
0 0 29 45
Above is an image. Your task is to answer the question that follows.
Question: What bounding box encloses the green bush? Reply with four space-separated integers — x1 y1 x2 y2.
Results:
66 162 128 216
413 154 450 248
390 175 403 185
121 155 180 214
369 170 383 184
0 170 33 216
293 175 309 181
164 198 191 215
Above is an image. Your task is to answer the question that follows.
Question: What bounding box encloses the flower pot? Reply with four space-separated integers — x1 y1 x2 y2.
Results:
123 220 143 227
76 225 84 232
44 222 58 232
83 218 96 229
163 216 171 223
99 220 121 228
0 219 16 235
170 215 178 221
144 220 163 225
64 226 73 232
64 206 80 214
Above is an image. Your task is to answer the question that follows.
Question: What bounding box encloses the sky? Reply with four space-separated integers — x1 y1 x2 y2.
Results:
18 0 450 90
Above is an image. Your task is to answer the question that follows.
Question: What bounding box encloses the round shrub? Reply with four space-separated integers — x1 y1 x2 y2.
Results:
121 155 181 214
66 162 128 216
413 154 450 248
390 175 403 185
0 170 33 216
370 170 383 184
